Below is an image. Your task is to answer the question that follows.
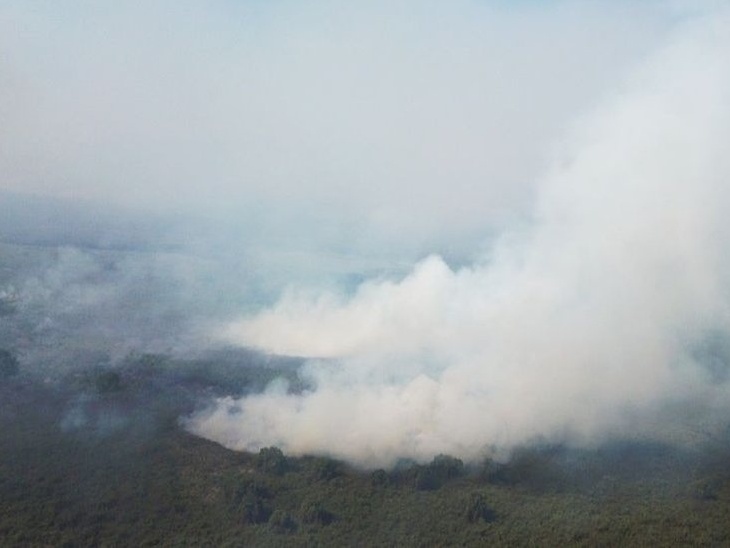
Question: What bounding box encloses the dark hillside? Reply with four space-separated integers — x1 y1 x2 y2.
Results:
1 365 730 546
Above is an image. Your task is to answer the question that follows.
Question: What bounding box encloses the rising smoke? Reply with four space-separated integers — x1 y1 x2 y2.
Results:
3 1 729 469
188 6 730 468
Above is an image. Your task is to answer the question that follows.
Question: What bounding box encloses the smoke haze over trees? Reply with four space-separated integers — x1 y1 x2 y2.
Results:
2 0 730 471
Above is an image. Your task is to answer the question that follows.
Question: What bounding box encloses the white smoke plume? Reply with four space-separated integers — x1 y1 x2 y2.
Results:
188 7 730 468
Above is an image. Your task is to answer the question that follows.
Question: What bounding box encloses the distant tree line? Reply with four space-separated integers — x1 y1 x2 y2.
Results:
0 349 19 379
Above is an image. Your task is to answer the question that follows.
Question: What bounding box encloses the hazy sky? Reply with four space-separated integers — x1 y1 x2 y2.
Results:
0 0 684 257
4 1 730 468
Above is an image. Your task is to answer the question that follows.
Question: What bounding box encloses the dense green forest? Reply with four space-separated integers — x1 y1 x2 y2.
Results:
1 242 730 546
1 352 730 546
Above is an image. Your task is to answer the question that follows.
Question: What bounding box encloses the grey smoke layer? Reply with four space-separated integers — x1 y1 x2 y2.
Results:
189 7 730 468
2 1 729 468
0 0 673 260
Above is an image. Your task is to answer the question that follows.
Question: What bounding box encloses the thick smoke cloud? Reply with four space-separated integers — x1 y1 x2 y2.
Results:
188 7 730 468
3 1 729 468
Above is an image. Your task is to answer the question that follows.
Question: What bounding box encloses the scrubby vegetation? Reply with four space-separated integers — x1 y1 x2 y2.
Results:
0 349 19 379
1 358 730 546
2 242 730 545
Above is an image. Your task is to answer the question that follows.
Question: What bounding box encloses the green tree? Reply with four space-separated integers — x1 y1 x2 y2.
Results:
370 469 390 487
0 349 19 379
464 492 496 523
268 510 297 534
226 476 272 524
309 457 342 481
299 499 335 526
95 371 123 394
256 447 289 475
415 454 464 490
